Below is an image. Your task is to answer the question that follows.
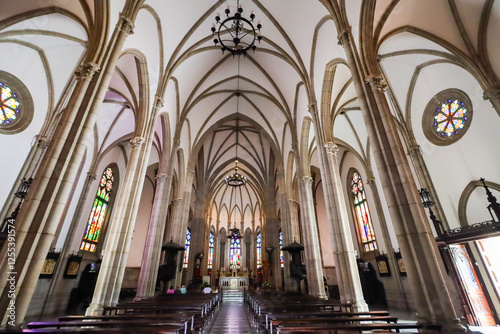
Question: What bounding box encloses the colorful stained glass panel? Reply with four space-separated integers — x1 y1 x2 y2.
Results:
256 232 262 268
351 172 377 252
183 229 191 268
0 83 21 125
433 99 468 137
80 168 114 252
279 230 284 268
208 232 214 269
230 237 241 269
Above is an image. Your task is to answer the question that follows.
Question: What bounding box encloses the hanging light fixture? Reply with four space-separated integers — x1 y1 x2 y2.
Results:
211 0 262 56
224 57 247 188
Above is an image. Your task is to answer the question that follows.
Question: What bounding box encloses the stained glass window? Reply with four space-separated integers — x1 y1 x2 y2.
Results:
0 82 21 125
230 237 241 269
80 167 114 252
183 229 191 268
433 99 468 137
279 230 284 268
207 232 214 269
351 171 377 252
256 232 262 268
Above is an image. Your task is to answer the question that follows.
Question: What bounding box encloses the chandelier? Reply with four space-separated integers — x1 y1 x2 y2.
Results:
224 57 247 187
227 225 242 239
211 0 262 56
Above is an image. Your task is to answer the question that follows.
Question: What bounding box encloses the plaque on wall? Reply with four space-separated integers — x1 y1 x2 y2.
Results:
394 251 407 276
375 253 391 277
64 254 83 279
39 251 60 279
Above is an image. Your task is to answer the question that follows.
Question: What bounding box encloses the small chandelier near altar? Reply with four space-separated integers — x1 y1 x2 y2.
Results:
211 0 262 56
227 224 242 239
225 160 247 187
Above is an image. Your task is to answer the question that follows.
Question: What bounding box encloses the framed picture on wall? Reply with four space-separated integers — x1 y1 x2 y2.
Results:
64 254 83 279
375 253 391 277
39 251 60 279
394 251 407 276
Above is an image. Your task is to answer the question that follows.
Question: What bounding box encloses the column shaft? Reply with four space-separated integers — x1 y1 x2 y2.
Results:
135 173 171 299
298 177 327 299
323 143 367 311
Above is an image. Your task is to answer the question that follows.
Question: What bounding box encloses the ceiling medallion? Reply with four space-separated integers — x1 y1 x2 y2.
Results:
211 0 262 56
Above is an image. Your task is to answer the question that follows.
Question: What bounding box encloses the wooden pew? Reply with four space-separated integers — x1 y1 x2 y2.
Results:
265 311 390 330
270 315 398 333
26 320 185 333
276 322 442 333
22 328 180 334
58 314 195 333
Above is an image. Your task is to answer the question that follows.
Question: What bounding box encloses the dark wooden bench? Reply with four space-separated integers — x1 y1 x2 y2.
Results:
270 316 398 333
22 328 180 334
57 314 194 333
276 322 442 333
26 320 185 333
265 310 390 330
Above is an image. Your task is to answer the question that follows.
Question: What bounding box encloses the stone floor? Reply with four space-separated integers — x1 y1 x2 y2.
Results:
207 300 255 334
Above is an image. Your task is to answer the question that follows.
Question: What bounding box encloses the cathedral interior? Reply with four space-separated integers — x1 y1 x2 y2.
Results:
1 0 500 332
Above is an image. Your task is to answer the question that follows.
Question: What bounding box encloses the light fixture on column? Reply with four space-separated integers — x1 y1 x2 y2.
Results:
211 0 262 56
418 188 444 236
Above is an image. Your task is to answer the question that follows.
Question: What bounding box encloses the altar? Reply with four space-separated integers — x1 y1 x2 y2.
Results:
219 276 249 290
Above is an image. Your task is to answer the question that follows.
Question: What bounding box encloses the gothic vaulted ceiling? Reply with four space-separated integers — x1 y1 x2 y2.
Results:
2 0 499 230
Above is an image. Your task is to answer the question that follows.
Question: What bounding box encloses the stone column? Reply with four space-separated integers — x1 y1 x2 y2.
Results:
365 177 409 309
323 142 368 311
87 135 153 315
297 176 327 299
40 171 97 316
135 172 171 299
0 11 137 326
338 27 464 329
173 169 195 288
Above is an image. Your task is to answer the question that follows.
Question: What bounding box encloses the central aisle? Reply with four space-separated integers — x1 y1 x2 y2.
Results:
208 291 256 334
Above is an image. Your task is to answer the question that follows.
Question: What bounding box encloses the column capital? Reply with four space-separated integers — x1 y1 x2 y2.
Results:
324 142 339 155
483 86 500 102
366 178 375 188
117 14 135 35
291 143 298 152
287 198 299 206
155 173 168 182
75 62 100 80
154 96 164 109
301 176 313 185
337 28 351 46
35 135 48 149
129 137 145 149
407 145 421 159
87 172 97 181
308 103 318 115
365 74 387 92
174 139 181 148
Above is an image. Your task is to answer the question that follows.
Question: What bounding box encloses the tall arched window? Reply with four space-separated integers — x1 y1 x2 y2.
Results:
80 167 115 252
183 228 191 268
350 171 378 252
256 232 262 268
279 229 284 268
230 237 241 269
207 231 214 269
